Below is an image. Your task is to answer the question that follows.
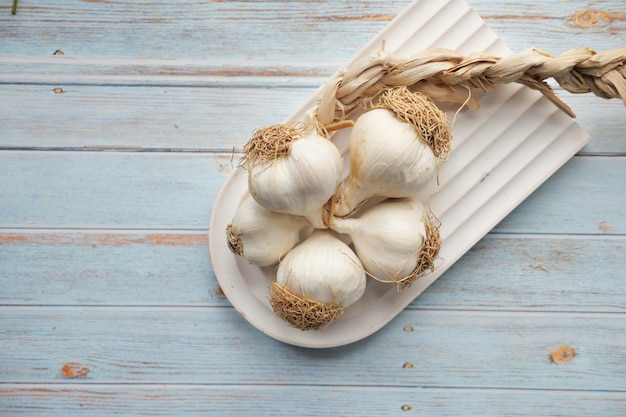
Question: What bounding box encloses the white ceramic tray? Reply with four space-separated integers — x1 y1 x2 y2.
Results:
209 0 589 348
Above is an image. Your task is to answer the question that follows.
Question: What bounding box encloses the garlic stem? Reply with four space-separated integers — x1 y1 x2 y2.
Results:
324 119 355 133
333 108 438 217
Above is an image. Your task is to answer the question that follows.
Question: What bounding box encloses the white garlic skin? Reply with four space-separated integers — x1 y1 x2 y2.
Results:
229 194 310 267
334 109 437 216
248 133 342 227
276 230 366 308
330 197 427 282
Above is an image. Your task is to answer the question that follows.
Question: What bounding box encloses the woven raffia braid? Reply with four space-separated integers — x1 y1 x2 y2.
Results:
314 47 626 126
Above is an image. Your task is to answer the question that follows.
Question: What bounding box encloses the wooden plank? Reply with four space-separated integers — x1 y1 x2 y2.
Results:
0 231 221 306
492 156 626 234
0 55 333 85
0 384 624 417
1 307 625 390
0 84 623 155
565 94 626 156
1 1 623 64
0 85 314 151
0 151 229 229
414 234 626 311
473 0 626 53
1 232 624 313
0 0 409 61
0 152 623 233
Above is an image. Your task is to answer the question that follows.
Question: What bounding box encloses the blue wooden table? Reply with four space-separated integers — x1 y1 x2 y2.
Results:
1 1 625 415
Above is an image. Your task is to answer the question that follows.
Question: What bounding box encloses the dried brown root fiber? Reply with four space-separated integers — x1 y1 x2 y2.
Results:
225 224 243 257
371 87 452 160
240 123 311 168
396 210 442 291
269 281 344 331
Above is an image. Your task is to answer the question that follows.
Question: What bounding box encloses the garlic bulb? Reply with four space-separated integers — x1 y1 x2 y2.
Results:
242 123 343 228
270 230 366 330
226 194 310 267
333 87 451 217
330 197 441 290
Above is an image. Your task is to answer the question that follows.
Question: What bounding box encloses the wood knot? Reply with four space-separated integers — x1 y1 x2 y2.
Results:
61 362 90 378
567 9 621 28
550 346 576 364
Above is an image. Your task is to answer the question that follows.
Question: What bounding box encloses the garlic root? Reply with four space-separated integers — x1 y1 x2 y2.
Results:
242 123 343 227
333 87 451 217
269 282 344 331
226 194 310 267
271 230 366 330
372 87 452 160
330 198 441 291
226 224 244 257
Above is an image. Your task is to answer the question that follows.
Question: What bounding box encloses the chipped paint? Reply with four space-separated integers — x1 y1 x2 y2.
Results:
550 346 576 364
567 9 626 28
0 233 207 247
481 14 553 21
215 153 237 174
599 221 614 232
0 235 29 244
61 362 90 378
326 14 396 22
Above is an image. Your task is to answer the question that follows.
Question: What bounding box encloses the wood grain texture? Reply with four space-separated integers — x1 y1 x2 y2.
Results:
1 232 624 312
1 385 624 417
0 152 623 233
0 85 315 151
0 84 623 155
1 1 623 62
1 0 624 415
0 0 408 60
492 156 626 234
2 307 626 390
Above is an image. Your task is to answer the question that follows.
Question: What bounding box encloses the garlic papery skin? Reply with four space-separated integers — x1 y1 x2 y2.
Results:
243 123 343 228
270 230 366 330
333 87 451 217
334 108 437 216
330 197 441 290
226 194 310 267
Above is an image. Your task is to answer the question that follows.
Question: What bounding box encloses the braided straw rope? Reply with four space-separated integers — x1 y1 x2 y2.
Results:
314 47 626 125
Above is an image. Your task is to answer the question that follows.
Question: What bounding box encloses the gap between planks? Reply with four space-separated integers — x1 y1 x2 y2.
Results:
0 227 623 239
0 305 624 319
1 382 625 394
0 146 243 154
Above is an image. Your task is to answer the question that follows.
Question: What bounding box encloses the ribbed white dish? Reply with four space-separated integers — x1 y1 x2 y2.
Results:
209 0 589 348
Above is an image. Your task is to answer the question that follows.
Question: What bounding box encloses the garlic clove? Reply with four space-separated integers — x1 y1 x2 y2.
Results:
226 194 310 267
330 197 441 290
333 87 451 217
270 230 366 330
242 123 343 228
